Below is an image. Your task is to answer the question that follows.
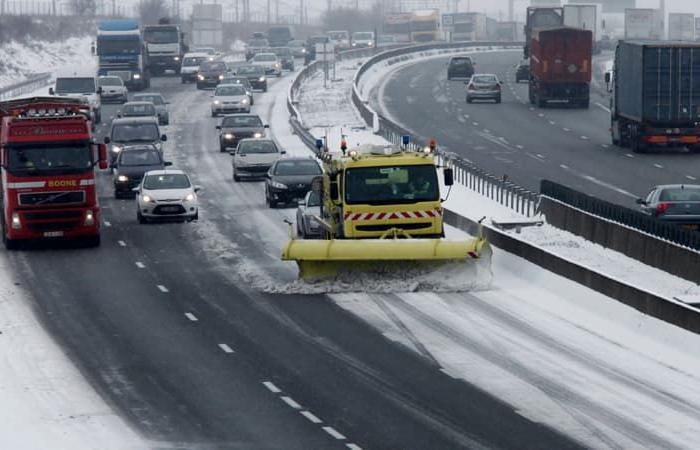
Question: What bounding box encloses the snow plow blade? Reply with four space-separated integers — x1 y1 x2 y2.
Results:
282 237 491 282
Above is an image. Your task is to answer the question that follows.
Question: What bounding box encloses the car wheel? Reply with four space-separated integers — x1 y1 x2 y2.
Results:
190 211 199 222
495 95 501 104
211 111 217 117
263 86 268 92
297 223 305 239
233 170 240 182
250 98 255 105
137 210 147 224
466 97 472 104
220 144 226 153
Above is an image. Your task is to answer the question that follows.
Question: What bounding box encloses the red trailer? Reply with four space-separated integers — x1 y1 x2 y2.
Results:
529 27 593 108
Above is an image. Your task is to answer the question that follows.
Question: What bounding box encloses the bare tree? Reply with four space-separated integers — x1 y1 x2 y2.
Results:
139 0 170 25
69 0 96 16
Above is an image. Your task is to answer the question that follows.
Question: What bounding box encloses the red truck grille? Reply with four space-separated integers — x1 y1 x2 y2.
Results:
19 191 85 206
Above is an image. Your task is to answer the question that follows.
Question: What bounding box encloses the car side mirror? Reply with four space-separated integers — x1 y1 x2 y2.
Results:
604 72 611 84
216 125 221 130
97 87 103 94
103 136 111 144
635 198 646 205
117 113 122 118
444 168 454 186
48 87 54 95
298 199 305 206
499 81 503 85
161 134 167 142
164 161 173 166
194 185 202 193
463 81 469 85
132 187 140 192
264 124 270 128
280 150 287 154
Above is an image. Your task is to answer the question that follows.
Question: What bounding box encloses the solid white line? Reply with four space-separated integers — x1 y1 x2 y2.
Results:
262 381 282 393
686 175 697 181
281 396 302 409
595 102 611 113
103 220 111 227
218 343 234 353
322 426 346 440
157 284 169 293
117 240 126 247
653 163 664 169
135 261 145 269
300 410 322 424
346 444 363 450
185 312 198 322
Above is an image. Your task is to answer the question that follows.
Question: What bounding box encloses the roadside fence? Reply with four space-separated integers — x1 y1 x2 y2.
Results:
0 73 52 101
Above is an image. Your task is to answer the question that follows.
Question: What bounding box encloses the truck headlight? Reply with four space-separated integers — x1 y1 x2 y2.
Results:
11 212 21 229
259 76 266 82
133 73 141 79
117 175 128 182
198 74 205 80
224 133 234 139
84 210 95 226
218 74 224 80
253 132 263 138
112 144 123 153
174 56 180 61
270 181 287 190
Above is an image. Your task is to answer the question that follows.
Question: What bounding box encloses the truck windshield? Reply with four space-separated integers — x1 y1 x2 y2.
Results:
7 144 92 175
345 165 439 205
143 29 178 43
112 123 160 142
96 37 140 55
55 78 96 94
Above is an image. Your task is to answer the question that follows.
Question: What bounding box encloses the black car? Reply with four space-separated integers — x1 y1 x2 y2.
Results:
265 158 323 207
235 65 268 92
216 114 269 152
196 60 228 89
637 184 700 231
516 61 530 83
271 47 295 71
447 56 475 80
112 145 171 198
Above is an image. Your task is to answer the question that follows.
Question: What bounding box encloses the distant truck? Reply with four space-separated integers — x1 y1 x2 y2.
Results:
143 23 187 75
267 26 293 47
0 97 108 248
49 75 102 126
624 8 663 40
529 27 592 108
96 19 149 90
451 13 487 42
668 13 695 41
563 4 597 52
524 6 564 57
607 41 700 153
191 4 223 49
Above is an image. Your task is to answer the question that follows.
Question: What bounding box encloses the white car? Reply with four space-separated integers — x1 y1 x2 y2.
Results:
134 170 200 223
352 31 375 48
97 76 128 103
232 138 285 181
296 190 322 238
211 84 251 116
250 53 282 77
180 52 210 83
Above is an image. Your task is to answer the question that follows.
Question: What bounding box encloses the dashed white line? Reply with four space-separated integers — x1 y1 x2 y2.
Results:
322 426 346 440
515 144 524 149
472 122 479 126
346 444 363 450
548 120 556 125
563 127 571 132
560 164 569 170
117 240 126 247
595 102 611 113
300 410 323 424
653 163 664 169
185 312 198 322
281 396 302 409
686 175 697 181
536 153 545 159
157 284 169 293
538 113 544 117
580 136 589 140
483 129 490 134
218 343 234 353
529 107 535 111
601 144 610 149
262 381 282 393
135 261 146 269
103 220 111 227
625 153 635 158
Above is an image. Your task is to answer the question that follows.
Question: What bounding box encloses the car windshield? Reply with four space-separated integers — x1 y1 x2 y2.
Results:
143 28 178 43
222 116 262 127
183 56 206 66
309 36 328 44
345 164 439 204
306 191 321 207
119 149 162 166
272 48 292 56
122 104 156 116
275 160 322 175
143 173 191 190
472 75 497 83
194 48 215 55
8 143 92 175
328 32 348 40
254 54 276 62
112 123 160 142
201 61 226 71
238 141 278 155
55 78 95 94
237 66 263 75
134 95 165 105
99 77 122 86
249 39 268 47
451 58 472 67
215 85 246 96
96 37 140 55
353 33 373 40
659 187 700 202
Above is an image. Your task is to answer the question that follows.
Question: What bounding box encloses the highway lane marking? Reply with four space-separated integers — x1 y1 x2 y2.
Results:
687 175 697 181
601 144 610 149
218 343 234 353
560 164 569 170
262 381 282 393
536 153 545 159
515 144 524 149
563 127 571 132
157 284 169 293
346 444 363 450
529 107 535 111
185 313 198 322
118 240 126 247
300 411 322 424
548 120 555 125
281 396 302 409
135 261 146 269
595 102 611 113
538 113 544 117
581 175 638 199
653 163 664 169
323 426 346 440
580 136 589 140
483 129 490 134
472 122 479 126
625 153 635 158
103 220 111 227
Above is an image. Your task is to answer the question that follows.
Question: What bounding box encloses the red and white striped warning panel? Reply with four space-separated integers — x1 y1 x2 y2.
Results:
343 209 442 221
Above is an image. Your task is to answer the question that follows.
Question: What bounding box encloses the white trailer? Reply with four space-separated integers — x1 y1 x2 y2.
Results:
624 8 663 40
564 4 598 41
450 12 487 42
668 13 695 41
192 4 223 49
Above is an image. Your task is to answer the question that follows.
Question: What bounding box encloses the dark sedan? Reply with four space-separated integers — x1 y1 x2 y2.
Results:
235 65 268 92
196 60 228 89
447 56 474 80
516 61 530 83
265 157 323 208
216 114 269 152
271 47 295 71
112 144 171 198
637 184 700 231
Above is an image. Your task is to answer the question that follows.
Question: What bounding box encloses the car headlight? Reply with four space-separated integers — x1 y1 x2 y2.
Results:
241 98 249 105
198 74 205 80
368 42 373 47
274 63 280 68
213 100 220 105
259 76 266 82
302 48 307 53
224 133 234 139
174 56 180 61
253 132 263 138
183 193 196 202
112 144 123 153
218 74 224 80
117 175 128 182
133 73 141 79
142 194 153 203
270 181 287 190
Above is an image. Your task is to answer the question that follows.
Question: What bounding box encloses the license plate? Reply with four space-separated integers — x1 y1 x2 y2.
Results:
43 231 64 237
161 206 179 212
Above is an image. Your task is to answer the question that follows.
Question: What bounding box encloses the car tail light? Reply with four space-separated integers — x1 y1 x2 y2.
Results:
656 202 670 215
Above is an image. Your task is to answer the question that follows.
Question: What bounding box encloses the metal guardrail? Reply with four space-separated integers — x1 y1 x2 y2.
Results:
541 180 700 251
287 61 322 151
0 72 52 101
349 41 539 216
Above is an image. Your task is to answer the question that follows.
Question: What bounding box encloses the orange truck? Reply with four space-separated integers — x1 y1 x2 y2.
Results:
0 97 108 248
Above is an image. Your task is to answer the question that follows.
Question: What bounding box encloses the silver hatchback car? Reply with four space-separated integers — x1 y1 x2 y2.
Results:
466 73 502 104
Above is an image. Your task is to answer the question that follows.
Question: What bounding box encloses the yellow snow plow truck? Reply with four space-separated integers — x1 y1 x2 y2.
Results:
282 143 491 283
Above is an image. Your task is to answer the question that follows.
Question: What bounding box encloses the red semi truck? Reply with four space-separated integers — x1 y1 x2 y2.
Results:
0 97 108 248
528 27 592 108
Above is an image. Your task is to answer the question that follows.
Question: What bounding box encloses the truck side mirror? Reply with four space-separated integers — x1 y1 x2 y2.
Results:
97 143 109 170
48 87 54 95
103 136 111 144
444 168 454 186
161 134 167 142
604 72 610 84
330 182 339 201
